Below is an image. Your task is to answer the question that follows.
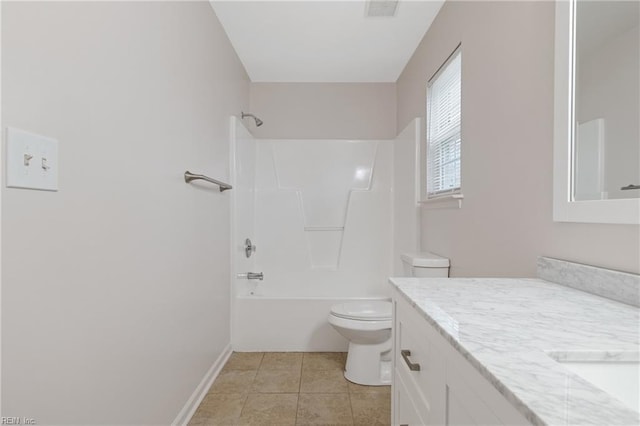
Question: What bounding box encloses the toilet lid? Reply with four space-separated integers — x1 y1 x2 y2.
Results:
330 301 392 321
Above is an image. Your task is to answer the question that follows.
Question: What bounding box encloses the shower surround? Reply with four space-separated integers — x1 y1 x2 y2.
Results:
230 117 417 351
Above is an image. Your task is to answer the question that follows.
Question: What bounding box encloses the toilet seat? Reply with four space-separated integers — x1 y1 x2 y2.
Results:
330 301 392 321
328 314 392 332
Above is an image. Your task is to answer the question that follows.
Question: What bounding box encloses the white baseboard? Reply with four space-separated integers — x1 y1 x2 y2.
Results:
172 343 233 426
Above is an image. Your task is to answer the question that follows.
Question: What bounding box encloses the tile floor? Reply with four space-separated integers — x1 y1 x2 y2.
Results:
188 352 391 426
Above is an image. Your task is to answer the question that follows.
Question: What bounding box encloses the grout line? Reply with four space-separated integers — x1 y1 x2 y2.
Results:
343 356 356 426
238 392 250 421
256 352 265 370
347 388 355 425
295 354 303 425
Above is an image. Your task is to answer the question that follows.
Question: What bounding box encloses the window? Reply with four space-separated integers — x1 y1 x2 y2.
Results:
426 46 462 198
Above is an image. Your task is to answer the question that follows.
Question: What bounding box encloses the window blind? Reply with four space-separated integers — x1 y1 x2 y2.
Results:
427 49 461 197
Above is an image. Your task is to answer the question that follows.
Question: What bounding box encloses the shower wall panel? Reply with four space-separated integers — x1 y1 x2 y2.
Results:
251 139 393 298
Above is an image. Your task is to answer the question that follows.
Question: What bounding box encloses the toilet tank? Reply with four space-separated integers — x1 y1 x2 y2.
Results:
401 252 450 277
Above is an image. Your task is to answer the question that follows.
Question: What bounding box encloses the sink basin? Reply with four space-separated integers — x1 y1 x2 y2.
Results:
550 352 639 413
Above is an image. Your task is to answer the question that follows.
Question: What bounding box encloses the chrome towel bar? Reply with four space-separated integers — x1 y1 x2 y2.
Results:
184 171 232 192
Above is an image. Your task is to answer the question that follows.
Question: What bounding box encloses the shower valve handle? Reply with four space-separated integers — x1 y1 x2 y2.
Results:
245 238 256 258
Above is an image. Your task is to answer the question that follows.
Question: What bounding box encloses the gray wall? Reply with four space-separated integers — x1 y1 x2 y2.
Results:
250 82 396 139
397 1 639 276
1 2 249 423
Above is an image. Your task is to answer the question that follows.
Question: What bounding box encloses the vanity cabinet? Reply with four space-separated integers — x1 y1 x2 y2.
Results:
391 289 531 426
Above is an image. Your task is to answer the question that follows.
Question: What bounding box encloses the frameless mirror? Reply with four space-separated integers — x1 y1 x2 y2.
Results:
553 0 640 224
573 0 639 201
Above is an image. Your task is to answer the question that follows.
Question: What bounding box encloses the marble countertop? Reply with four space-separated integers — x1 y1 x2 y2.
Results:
389 277 640 426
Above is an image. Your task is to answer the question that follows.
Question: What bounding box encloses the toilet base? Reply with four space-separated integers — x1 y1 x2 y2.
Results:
343 340 392 386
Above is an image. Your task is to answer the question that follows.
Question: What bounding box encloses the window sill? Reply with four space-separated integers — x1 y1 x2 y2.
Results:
419 193 464 210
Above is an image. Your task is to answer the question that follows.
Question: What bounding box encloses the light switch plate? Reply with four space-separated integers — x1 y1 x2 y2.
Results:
6 127 59 191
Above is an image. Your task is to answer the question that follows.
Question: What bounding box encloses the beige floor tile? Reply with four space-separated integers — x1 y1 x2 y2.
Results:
300 369 349 393
191 353 390 426
302 352 346 371
347 382 391 394
296 393 353 425
188 393 247 425
350 392 391 426
187 413 208 426
252 368 301 393
224 352 265 371
238 393 298 426
260 352 303 371
209 370 257 394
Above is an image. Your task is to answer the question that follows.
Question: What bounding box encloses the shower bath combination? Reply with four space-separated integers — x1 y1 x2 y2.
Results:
241 111 263 127
231 114 395 352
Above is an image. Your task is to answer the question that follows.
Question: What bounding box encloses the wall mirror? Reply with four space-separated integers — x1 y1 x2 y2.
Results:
554 0 639 224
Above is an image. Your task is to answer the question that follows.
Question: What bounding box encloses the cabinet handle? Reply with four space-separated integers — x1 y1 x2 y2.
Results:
400 349 421 371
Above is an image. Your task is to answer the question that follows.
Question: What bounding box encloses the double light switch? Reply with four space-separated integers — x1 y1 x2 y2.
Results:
6 127 59 191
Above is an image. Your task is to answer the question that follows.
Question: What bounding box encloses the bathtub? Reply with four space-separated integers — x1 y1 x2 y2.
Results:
232 294 389 352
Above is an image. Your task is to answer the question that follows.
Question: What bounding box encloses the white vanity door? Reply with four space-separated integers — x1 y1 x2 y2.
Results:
394 371 427 426
446 373 502 425
394 294 447 425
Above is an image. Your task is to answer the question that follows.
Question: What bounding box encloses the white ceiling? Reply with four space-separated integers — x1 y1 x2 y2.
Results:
210 1 445 83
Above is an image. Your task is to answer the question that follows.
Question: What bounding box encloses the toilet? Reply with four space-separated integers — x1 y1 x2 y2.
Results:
328 252 450 386
400 252 450 277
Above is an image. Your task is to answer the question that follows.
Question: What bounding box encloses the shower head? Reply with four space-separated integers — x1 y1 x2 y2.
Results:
241 112 263 127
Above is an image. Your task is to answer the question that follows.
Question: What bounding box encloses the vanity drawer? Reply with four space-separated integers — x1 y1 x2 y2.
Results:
394 296 446 425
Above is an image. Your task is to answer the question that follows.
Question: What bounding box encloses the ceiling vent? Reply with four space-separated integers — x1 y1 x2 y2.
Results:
365 0 399 17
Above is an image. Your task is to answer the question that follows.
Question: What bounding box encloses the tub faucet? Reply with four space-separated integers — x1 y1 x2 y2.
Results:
237 272 264 280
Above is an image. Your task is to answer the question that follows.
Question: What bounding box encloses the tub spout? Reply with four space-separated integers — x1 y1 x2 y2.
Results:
237 272 264 280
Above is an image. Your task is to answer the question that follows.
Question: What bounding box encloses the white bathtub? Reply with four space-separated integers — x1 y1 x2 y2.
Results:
232 295 389 352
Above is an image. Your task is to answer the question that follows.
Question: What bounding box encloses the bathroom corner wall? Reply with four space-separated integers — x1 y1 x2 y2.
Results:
1 2 249 424
244 81 398 295
249 83 397 140
397 1 640 276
